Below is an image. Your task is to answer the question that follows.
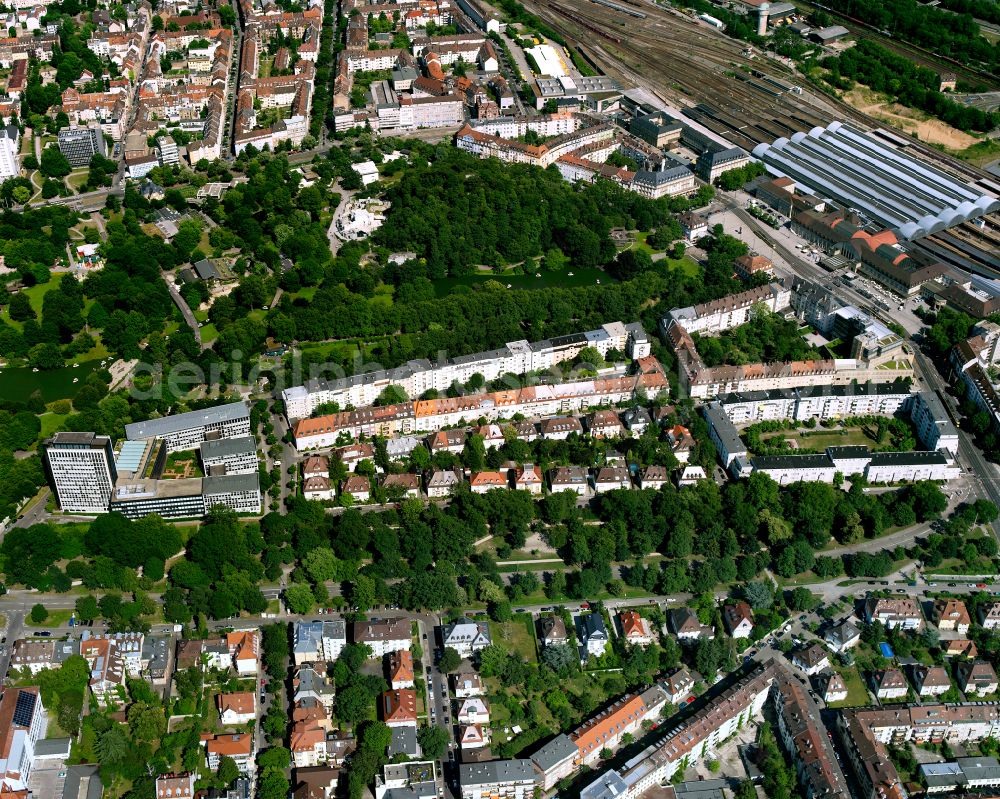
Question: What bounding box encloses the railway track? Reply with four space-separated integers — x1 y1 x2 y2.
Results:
802 0 1000 91
536 0 840 145
528 0 1000 274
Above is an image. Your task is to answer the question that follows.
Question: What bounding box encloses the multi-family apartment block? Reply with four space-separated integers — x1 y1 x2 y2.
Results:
665 282 913 400
580 662 777 799
839 703 1000 799
282 321 648 419
353 619 411 658
864 596 923 630
293 620 348 664
571 685 668 766
292 364 666 451
460 760 536 799
0 687 47 793
773 675 851 799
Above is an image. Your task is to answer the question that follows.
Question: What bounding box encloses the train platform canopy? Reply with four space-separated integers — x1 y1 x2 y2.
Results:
752 121 1000 240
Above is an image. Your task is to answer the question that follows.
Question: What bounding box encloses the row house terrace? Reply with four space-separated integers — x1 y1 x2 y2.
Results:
282 320 645 418
292 370 666 450
61 87 129 140
0 34 55 67
838 704 1000 799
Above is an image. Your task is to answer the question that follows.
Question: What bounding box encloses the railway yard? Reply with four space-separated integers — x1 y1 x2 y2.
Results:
521 0 1000 277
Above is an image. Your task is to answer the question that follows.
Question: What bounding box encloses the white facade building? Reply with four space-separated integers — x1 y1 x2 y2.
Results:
282 322 641 419
45 432 118 513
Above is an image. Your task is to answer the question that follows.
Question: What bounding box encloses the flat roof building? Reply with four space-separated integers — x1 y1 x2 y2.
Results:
125 401 251 452
45 432 118 513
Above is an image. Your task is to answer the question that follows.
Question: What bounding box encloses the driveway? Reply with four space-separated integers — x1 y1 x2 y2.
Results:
163 272 205 350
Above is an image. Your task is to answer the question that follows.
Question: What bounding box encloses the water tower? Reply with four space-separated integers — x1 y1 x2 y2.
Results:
757 3 770 36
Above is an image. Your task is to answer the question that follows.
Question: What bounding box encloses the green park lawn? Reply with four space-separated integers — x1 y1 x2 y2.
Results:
1 274 66 331
761 426 878 451
827 665 871 708
29 609 74 628
489 614 539 663
66 171 89 192
433 266 612 297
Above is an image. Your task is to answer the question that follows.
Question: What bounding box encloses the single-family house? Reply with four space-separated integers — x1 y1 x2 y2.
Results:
593 466 632 493
427 429 466 455
513 464 543 494
204 733 254 773
957 660 999 695
381 689 418 727
388 650 414 690
453 672 484 698
156 773 197 798
864 596 922 630
676 465 707 486
824 620 861 653
576 613 609 659
460 724 489 750
620 406 652 436
342 474 370 503
457 696 490 725
934 599 971 634
441 617 492 657
671 608 714 641
619 611 654 647
913 665 951 697
538 616 568 648
822 673 848 704
639 465 669 490
382 473 421 499
426 469 462 498
586 410 623 439
227 631 260 676
723 602 754 639
302 455 329 480
874 669 908 700
218 692 256 726
980 602 1000 630
304 476 335 501
549 466 588 495
791 644 830 676
474 424 506 449
539 417 583 440
945 639 979 659
661 669 695 704
470 471 508 494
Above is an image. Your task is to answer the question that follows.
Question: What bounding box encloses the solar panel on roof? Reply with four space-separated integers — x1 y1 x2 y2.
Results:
12 690 36 727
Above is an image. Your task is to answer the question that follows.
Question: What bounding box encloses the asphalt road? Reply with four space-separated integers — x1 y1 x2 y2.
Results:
723 195 1000 541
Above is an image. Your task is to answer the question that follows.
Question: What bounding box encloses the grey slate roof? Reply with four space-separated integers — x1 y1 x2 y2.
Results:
203 472 260 494
530 733 577 772
125 400 249 440
201 436 258 460
460 759 536 786
388 725 421 758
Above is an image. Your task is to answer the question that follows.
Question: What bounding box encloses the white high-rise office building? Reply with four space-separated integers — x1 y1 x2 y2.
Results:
44 432 117 513
0 124 19 181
